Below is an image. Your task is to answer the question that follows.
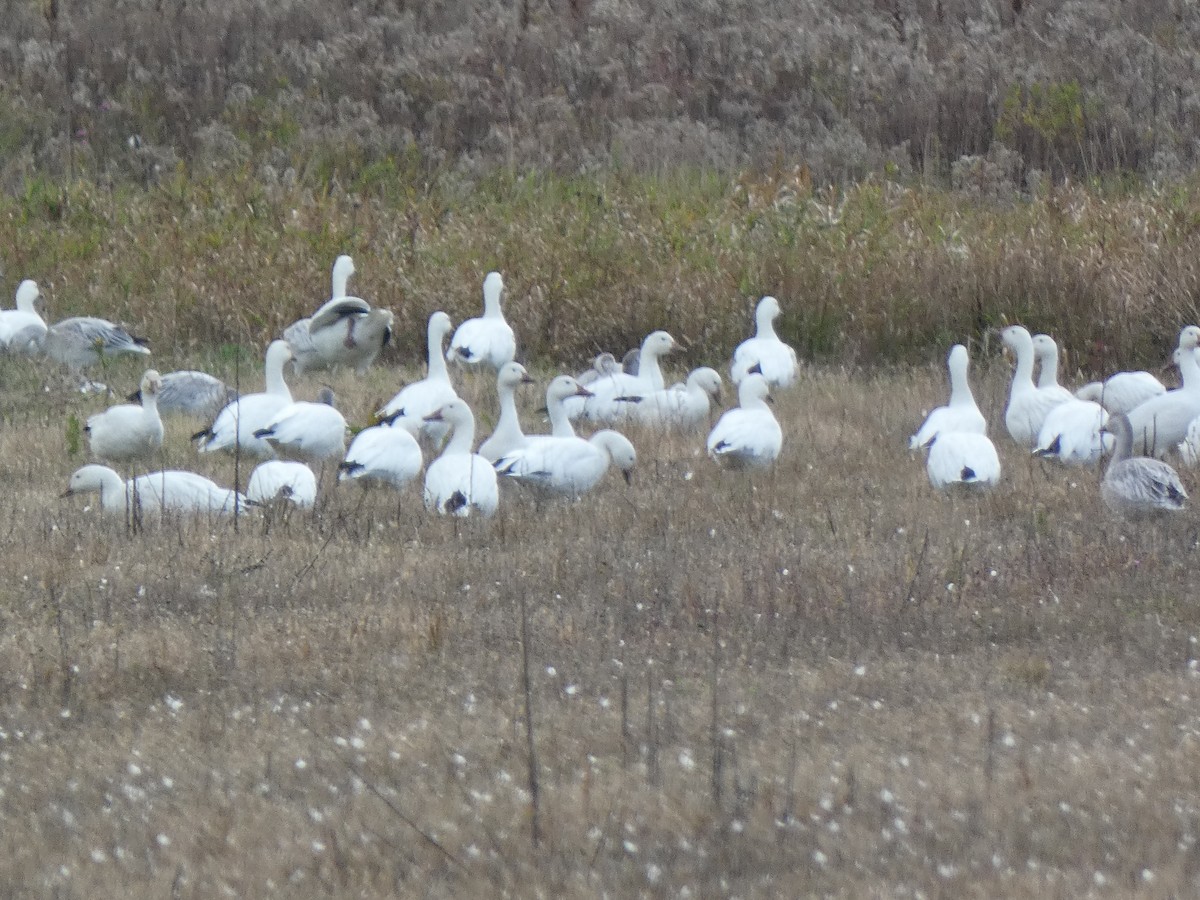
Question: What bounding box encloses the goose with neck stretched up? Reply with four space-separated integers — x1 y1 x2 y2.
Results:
422 399 499 517
86 369 165 464
378 311 458 444
1123 326 1200 458
194 340 294 457
1100 412 1188 518
909 344 987 450
706 370 783 469
730 296 799 388
478 362 536 463
0 279 48 354
1001 325 1072 448
495 429 637 497
447 272 516 371
64 465 247 517
1031 334 1077 400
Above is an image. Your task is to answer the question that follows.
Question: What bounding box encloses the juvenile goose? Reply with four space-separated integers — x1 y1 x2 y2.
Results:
706 371 783 469
1001 325 1071 448
447 272 516 370
577 352 620 387
730 295 799 388
194 341 294 457
44 316 150 371
909 345 987 450
247 460 318 508
0 279 48 354
86 369 165 464
128 370 236 418
338 420 424 490
64 465 246 517
495 430 638 497
478 362 536 463
378 311 458 443
1100 413 1188 518
422 399 499 517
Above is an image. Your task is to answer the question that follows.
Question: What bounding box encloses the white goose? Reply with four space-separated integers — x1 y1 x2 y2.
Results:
577 352 620 387
1001 325 1071 447
1033 397 1111 466
254 387 348 463
925 433 1001 491
909 344 987 450
0 279 48 354
338 420 424 489
86 369 165 463
495 430 637 497
44 316 150 371
706 372 783 469
530 375 594 444
447 272 516 370
422 400 499 517
64 465 247 517
1031 334 1077 399
195 340 294 457
247 460 317 508
730 296 799 388
564 330 676 422
615 366 723 429
1100 413 1188 518
378 311 458 443
1075 371 1166 416
129 370 236 418
284 256 393 375
478 362 536 463
1125 326 1200 457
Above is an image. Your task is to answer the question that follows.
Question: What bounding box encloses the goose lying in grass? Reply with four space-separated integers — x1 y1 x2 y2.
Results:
447 272 515 370
422 399 499 517
0 279 48 354
909 344 986 450
1033 398 1110 466
194 340 294 458
338 421 424 490
577 352 620 387
87 369 164 463
247 460 317 508
127 369 236 418
478 362 536 463
254 387 348 463
378 311 458 444
64 465 247 517
495 430 637 497
706 371 782 469
44 316 150 371
613 366 723 430
926 432 1001 491
1100 412 1188 518
730 295 799 388
564 330 676 423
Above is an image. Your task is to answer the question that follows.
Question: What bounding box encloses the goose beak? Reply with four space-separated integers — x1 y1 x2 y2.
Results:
622 469 633 485
60 488 75 498
574 385 594 398
521 373 536 385
423 409 445 423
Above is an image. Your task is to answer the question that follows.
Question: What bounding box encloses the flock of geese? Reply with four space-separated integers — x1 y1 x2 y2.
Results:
910 323 1196 519
1 257 796 520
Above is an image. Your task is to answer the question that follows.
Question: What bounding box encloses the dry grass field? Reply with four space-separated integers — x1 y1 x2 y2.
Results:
1 338 1199 897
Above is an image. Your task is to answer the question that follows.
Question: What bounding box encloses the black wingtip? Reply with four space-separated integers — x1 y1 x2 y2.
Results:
252 427 273 440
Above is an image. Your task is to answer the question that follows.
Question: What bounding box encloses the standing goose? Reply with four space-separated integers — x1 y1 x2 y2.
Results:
44 316 150 371
194 341 294 457
925 433 1001 491
338 420 424 490
247 460 318 508
378 311 458 444
1031 334 1077 400
284 256 393 375
1001 325 1071 448
564 330 676 423
706 371 783 469
447 272 516 370
730 295 800 388
1124 326 1200 458
495 430 638 497
1100 413 1188 518
0 279 48 354
1075 371 1166 416
615 367 723 430
422 400 499 517
909 345 987 450
86 369 165 464
254 387 348 463
478 362 536 463
1033 397 1111 466
64 465 247 517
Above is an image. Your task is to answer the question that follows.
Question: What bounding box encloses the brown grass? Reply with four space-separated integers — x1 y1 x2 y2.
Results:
0 346 1198 896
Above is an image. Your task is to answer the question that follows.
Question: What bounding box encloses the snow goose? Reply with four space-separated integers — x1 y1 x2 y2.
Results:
730 296 800 388
1001 325 1071 447
1033 397 1111 466
0 279 48 354
706 372 783 469
615 366 723 429
194 340 294 457
925 432 1001 491
128 370 236 418
283 255 394 374
495 430 637 497
421 399 499 517
447 272 516 370
478 362 536 463
378 311 458 443
338 420 424 489
86 369 165 463
44 316 150 371
64 465 247 517
1031 334 1077 400
254 387 348 463
564 330 676 422
577 352 620 387
1075 371 1167 416
247 460 317 508
1124 326 1200 457
1100 413 1188 518
533 375 594 442
909 344 987 450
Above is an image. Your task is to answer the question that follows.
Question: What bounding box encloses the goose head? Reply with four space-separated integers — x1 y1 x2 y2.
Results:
429 310 453 340
593 352 619 376
15 279 41 312
594 430 638 484
498 361 535 390
140 369 163 399
688 367 723 400
1000 325 1033 357
63 464 120 498
755 296 782 333
641 330 676 358
1178 325 1200 352
546 375 592 405
737 372 773 407
482 272 505 316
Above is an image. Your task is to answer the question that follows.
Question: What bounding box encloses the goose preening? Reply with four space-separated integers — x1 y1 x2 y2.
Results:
706 372 783 469
422 399 499 517
925 432 1001 491
730 296 799 388
564 330 676 423
247 460 318 508
1100 413 1188 518
253 387 348 463
64 465 247 517
1124 326 1200 458
194 340 294 457
495 430 637 497
378 311 458 443
86 369 165 463
338 421 424 489
478 362 536 463
1075 371 1167 416
614 366 723 429
44 316 150 371
447 272 516 370
1033 398 1111 466
1001 325 1072 448
909 344 987 450
0 279 48 354
127 370 236 418
283 256 393 375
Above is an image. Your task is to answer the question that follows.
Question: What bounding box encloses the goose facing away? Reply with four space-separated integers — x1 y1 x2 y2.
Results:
194 340 294 457
730 296 800 388
1100 413 1188 518
0 279 48 354
378 311 458 443
64 465 247 517
283 255 393 375
478 362 536 463
253 387 348 463
577 352 620 387
706 372 783 469
926 432 1001 491
128 370 236 418
447 272 516 370
87 369 165 463
495 430 637 497
339 422 424 489
1075 371 1166 416
422 399 499 517
1001 325 1071 448
44 316 150 371
247 460 318 508
1033 398 1111 466
909 344 987 450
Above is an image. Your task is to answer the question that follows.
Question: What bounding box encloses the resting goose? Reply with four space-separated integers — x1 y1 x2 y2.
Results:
926 433 1001 491
1075 371 1166 416
86 369 164 464
254 387 348 463
495 430 637 497
377 311 458 444
338 421 424 490
247 460 317 508
730 296 799 388
422 399 499 517
478 362 536 463
577 352 620 387
909 344 987 450
706 371 783 469
447 272 516 370
1100 413 1188 518
1033 398 1110 466
64 465 247 517
564 330 676 423
615 366 723 429
128 370 236 418
0 279 48 354
44 316 150 371
194 340 294 457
